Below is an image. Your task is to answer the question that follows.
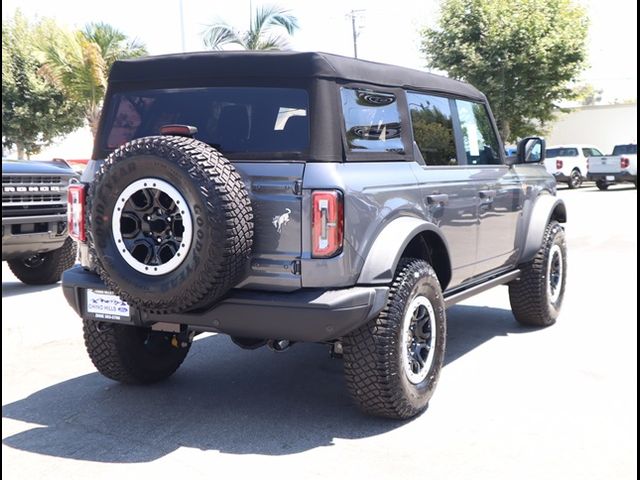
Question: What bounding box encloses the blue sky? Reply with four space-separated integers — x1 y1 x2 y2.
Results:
3 0 637 102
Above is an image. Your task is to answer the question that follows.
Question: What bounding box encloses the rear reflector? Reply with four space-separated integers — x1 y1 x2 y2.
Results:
68 183 86 242
312 190 343 258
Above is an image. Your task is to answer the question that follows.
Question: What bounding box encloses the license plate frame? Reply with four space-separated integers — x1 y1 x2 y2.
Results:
606 175 615 181
85 289 132 322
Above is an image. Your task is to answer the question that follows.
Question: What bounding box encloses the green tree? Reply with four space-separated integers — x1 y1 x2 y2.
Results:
203 4 299 50
421 0 588 141
2 13 83 159
41 22 147 137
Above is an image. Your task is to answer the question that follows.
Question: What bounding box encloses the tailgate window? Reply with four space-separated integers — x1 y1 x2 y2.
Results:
612 145 637 155
103 87 309 155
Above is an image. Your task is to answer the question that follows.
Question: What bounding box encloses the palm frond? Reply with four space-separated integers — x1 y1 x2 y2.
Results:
203 24 244 50
255 34 287 51
253 4 299 36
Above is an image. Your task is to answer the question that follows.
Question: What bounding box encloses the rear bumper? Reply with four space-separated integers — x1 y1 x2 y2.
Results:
2 214 68 260
62 266 388 342
588 171 636 184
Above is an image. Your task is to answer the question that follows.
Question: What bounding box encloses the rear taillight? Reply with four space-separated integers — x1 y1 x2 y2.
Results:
68 183 86 242
556 159 563 169
312 190 343 258
621 157 630 169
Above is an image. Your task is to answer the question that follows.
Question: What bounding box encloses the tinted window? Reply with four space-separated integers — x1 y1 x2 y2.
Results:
582 147 603 157
546 148 578 157
407 92 457 166
103 87 309 154
455 100 501 165
612 144 637 155
341 88 404 153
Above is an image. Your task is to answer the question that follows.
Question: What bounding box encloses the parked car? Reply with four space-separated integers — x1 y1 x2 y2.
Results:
61 51 567 419
544 144 604 189
2 159 77 284
588 143 637 190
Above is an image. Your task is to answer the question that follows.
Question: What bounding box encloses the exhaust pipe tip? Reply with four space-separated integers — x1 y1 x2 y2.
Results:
267 339 291 352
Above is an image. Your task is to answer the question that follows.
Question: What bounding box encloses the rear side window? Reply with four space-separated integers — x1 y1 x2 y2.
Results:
103 87 309 155
455 100 501 165
546 148 578 157
407 92 457 166
340 88 404 153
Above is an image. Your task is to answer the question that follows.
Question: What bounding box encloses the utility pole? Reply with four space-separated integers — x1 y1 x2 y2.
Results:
179 0 186 52
347 10 365 58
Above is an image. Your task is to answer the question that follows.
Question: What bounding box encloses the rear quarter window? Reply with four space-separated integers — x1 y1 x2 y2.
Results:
340 88 404 153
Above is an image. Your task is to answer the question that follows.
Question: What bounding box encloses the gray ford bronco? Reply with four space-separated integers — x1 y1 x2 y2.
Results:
62 51 567 419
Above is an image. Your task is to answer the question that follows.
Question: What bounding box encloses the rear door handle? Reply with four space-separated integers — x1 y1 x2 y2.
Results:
426 193 449 205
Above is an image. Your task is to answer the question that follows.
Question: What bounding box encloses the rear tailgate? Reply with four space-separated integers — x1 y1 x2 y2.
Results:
232 162 304 291
589 155 621 174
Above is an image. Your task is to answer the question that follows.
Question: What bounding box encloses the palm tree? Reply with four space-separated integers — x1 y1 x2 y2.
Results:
41 23 147 137
203 4 299 50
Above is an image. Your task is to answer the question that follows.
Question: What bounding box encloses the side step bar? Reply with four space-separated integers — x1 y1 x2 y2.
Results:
444 269 521 308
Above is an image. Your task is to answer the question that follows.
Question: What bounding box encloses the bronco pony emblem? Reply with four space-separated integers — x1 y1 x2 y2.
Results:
272 208 291 233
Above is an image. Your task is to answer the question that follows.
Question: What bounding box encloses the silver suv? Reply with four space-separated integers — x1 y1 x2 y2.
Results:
62 52 567 419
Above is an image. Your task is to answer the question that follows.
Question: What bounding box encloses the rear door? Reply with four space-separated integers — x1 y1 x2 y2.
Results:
406 92 478 288
99 85 310 291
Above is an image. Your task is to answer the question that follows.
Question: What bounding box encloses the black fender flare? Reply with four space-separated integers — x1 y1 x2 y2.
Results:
521 195 567 263
356 217 451 285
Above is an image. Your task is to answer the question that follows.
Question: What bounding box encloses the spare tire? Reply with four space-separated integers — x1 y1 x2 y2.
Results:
88 136 253 313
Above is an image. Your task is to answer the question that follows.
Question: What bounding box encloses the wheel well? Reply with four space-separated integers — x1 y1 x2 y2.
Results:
401 232 451 289
551 202 567 223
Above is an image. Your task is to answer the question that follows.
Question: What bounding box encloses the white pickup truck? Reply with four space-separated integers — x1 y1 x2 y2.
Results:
588 144 637 190
544 144 603 189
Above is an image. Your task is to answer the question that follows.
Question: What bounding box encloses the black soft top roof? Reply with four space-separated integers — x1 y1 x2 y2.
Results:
109 51 484 101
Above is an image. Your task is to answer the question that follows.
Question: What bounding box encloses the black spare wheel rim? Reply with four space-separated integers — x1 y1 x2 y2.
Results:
88 136 253 313
112 178 192 276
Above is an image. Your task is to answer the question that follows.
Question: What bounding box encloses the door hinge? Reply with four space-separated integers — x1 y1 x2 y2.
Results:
291 260 302 275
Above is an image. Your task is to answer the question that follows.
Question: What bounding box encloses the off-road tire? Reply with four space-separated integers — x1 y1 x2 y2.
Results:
343 258 446 419
567 169 582 189
87 136 253 313
596 180 609 191
83 318 190 384
509 221 567 327
7 237 77 285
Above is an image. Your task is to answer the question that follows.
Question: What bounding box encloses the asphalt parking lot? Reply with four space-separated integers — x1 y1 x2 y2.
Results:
2 183 637 480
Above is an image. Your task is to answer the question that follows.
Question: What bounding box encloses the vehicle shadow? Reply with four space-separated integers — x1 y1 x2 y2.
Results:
1 280 60 299
2 304 535 463
585 186 637 193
